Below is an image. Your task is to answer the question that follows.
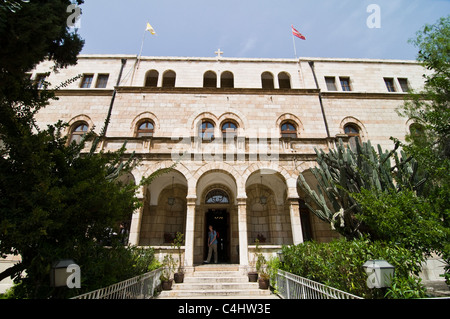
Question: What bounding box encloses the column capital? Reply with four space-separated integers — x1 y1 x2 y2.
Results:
186 195 197 205
236 197 247 205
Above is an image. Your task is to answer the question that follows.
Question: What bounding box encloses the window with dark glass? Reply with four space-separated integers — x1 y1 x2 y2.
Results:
162 70 176 88
137 121 154 137
70 123 89 144
222 121 237 138
281 122 297 138
261 72 274 89
35 74 47 89
200 121 214 140
384 78 396 92
145 70 159 87
344 124 361 149
205 189 229 204
95 74 109 88
221 71 234 88
278 72 291 89
398 78 410 92
203 71 217 88
81 74 94 88
340 77 351 91
409 123 425 138
325 77 337 91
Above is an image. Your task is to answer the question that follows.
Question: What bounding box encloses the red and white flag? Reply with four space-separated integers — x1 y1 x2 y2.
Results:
292 25 306 40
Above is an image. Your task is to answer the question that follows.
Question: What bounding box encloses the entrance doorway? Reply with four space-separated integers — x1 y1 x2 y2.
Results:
204 209 230 263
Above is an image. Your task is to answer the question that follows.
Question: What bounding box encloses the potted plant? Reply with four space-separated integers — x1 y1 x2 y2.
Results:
248 239 260 282
173 232 185 283
256 253 270 290
160 254 176 290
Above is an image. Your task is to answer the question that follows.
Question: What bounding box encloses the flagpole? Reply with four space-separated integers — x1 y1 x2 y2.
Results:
131 27 148 86
291 25 298 59
137 28 147 70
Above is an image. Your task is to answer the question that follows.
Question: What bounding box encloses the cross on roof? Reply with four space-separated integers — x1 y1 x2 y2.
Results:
215 48 223 58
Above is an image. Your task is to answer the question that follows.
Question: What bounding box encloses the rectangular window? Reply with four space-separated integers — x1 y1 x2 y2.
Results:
35 74 47 89
80 74 94 88
384 78 396 92
95 74 109 88
340 77 351 91
398 78 410 92
325 77 337 91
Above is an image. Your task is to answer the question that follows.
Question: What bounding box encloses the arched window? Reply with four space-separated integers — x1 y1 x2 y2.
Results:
205 189 229 204
69 123 89 144
137 121 154 137
344 124 361 149
409 123 425 138
203 71 217 88
199 120 215 140
145 70 159 87
278 72 291 89
261 72 274 89
281 121 297 138
221 71 234 88
222 121 237 138
162 70 176 88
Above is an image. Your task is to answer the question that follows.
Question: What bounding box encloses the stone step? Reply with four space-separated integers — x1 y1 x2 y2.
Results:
184 276 249 283
172 282 259 290
194 264 240 272
156 264 279 299
191 271 244 277
159 289 272 298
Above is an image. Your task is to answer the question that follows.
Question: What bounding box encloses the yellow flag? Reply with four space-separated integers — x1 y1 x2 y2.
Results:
146 22 156 35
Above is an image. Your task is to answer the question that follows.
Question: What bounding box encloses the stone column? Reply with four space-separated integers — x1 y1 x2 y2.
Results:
184 196 197 272
237 197 249 271
128 188 144 246
289 198 304 245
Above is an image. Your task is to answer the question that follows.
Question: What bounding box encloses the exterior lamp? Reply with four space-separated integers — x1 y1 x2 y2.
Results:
259 176 267 205
363 260 395 289
50 259 77 288
168 176 175 206
277 251 285 263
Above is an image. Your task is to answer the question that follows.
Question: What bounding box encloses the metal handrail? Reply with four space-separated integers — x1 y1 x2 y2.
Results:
71 268 163 299
276 269 363 299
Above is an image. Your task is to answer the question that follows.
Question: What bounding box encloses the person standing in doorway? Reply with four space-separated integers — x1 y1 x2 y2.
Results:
205 225 218 264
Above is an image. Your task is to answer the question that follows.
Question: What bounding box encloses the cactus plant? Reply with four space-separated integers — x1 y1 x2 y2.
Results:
298 139 426 239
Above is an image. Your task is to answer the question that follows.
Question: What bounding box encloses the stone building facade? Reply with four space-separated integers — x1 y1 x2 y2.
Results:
32 54 426 272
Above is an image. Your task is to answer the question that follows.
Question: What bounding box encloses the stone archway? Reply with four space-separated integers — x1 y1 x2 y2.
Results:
245 169 293 246
195 170 239 264
139 169 188 246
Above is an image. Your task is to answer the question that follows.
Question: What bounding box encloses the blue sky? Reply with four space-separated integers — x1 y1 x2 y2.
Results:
77 0 450 60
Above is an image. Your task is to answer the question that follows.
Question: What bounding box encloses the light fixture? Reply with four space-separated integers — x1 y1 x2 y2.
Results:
50 259 76 288
259 175 267 205
168 176 175 206
277 251 285 264
363 259 395 288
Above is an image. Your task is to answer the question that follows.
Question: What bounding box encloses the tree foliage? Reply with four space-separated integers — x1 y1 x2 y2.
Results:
0 0 167 298
396 15 450 284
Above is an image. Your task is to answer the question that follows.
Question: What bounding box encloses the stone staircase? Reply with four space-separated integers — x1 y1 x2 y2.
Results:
157 264 279 299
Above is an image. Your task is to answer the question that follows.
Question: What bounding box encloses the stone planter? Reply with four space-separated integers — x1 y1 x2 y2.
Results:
161 279 173 290
258 277 270 290
174 272 184 283
248 272 258 282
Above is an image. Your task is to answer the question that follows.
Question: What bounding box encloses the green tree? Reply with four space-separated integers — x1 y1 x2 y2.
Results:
0 0 170 298
396 15 450 284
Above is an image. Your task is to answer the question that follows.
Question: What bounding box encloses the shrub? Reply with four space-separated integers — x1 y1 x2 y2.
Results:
281 238 427 299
